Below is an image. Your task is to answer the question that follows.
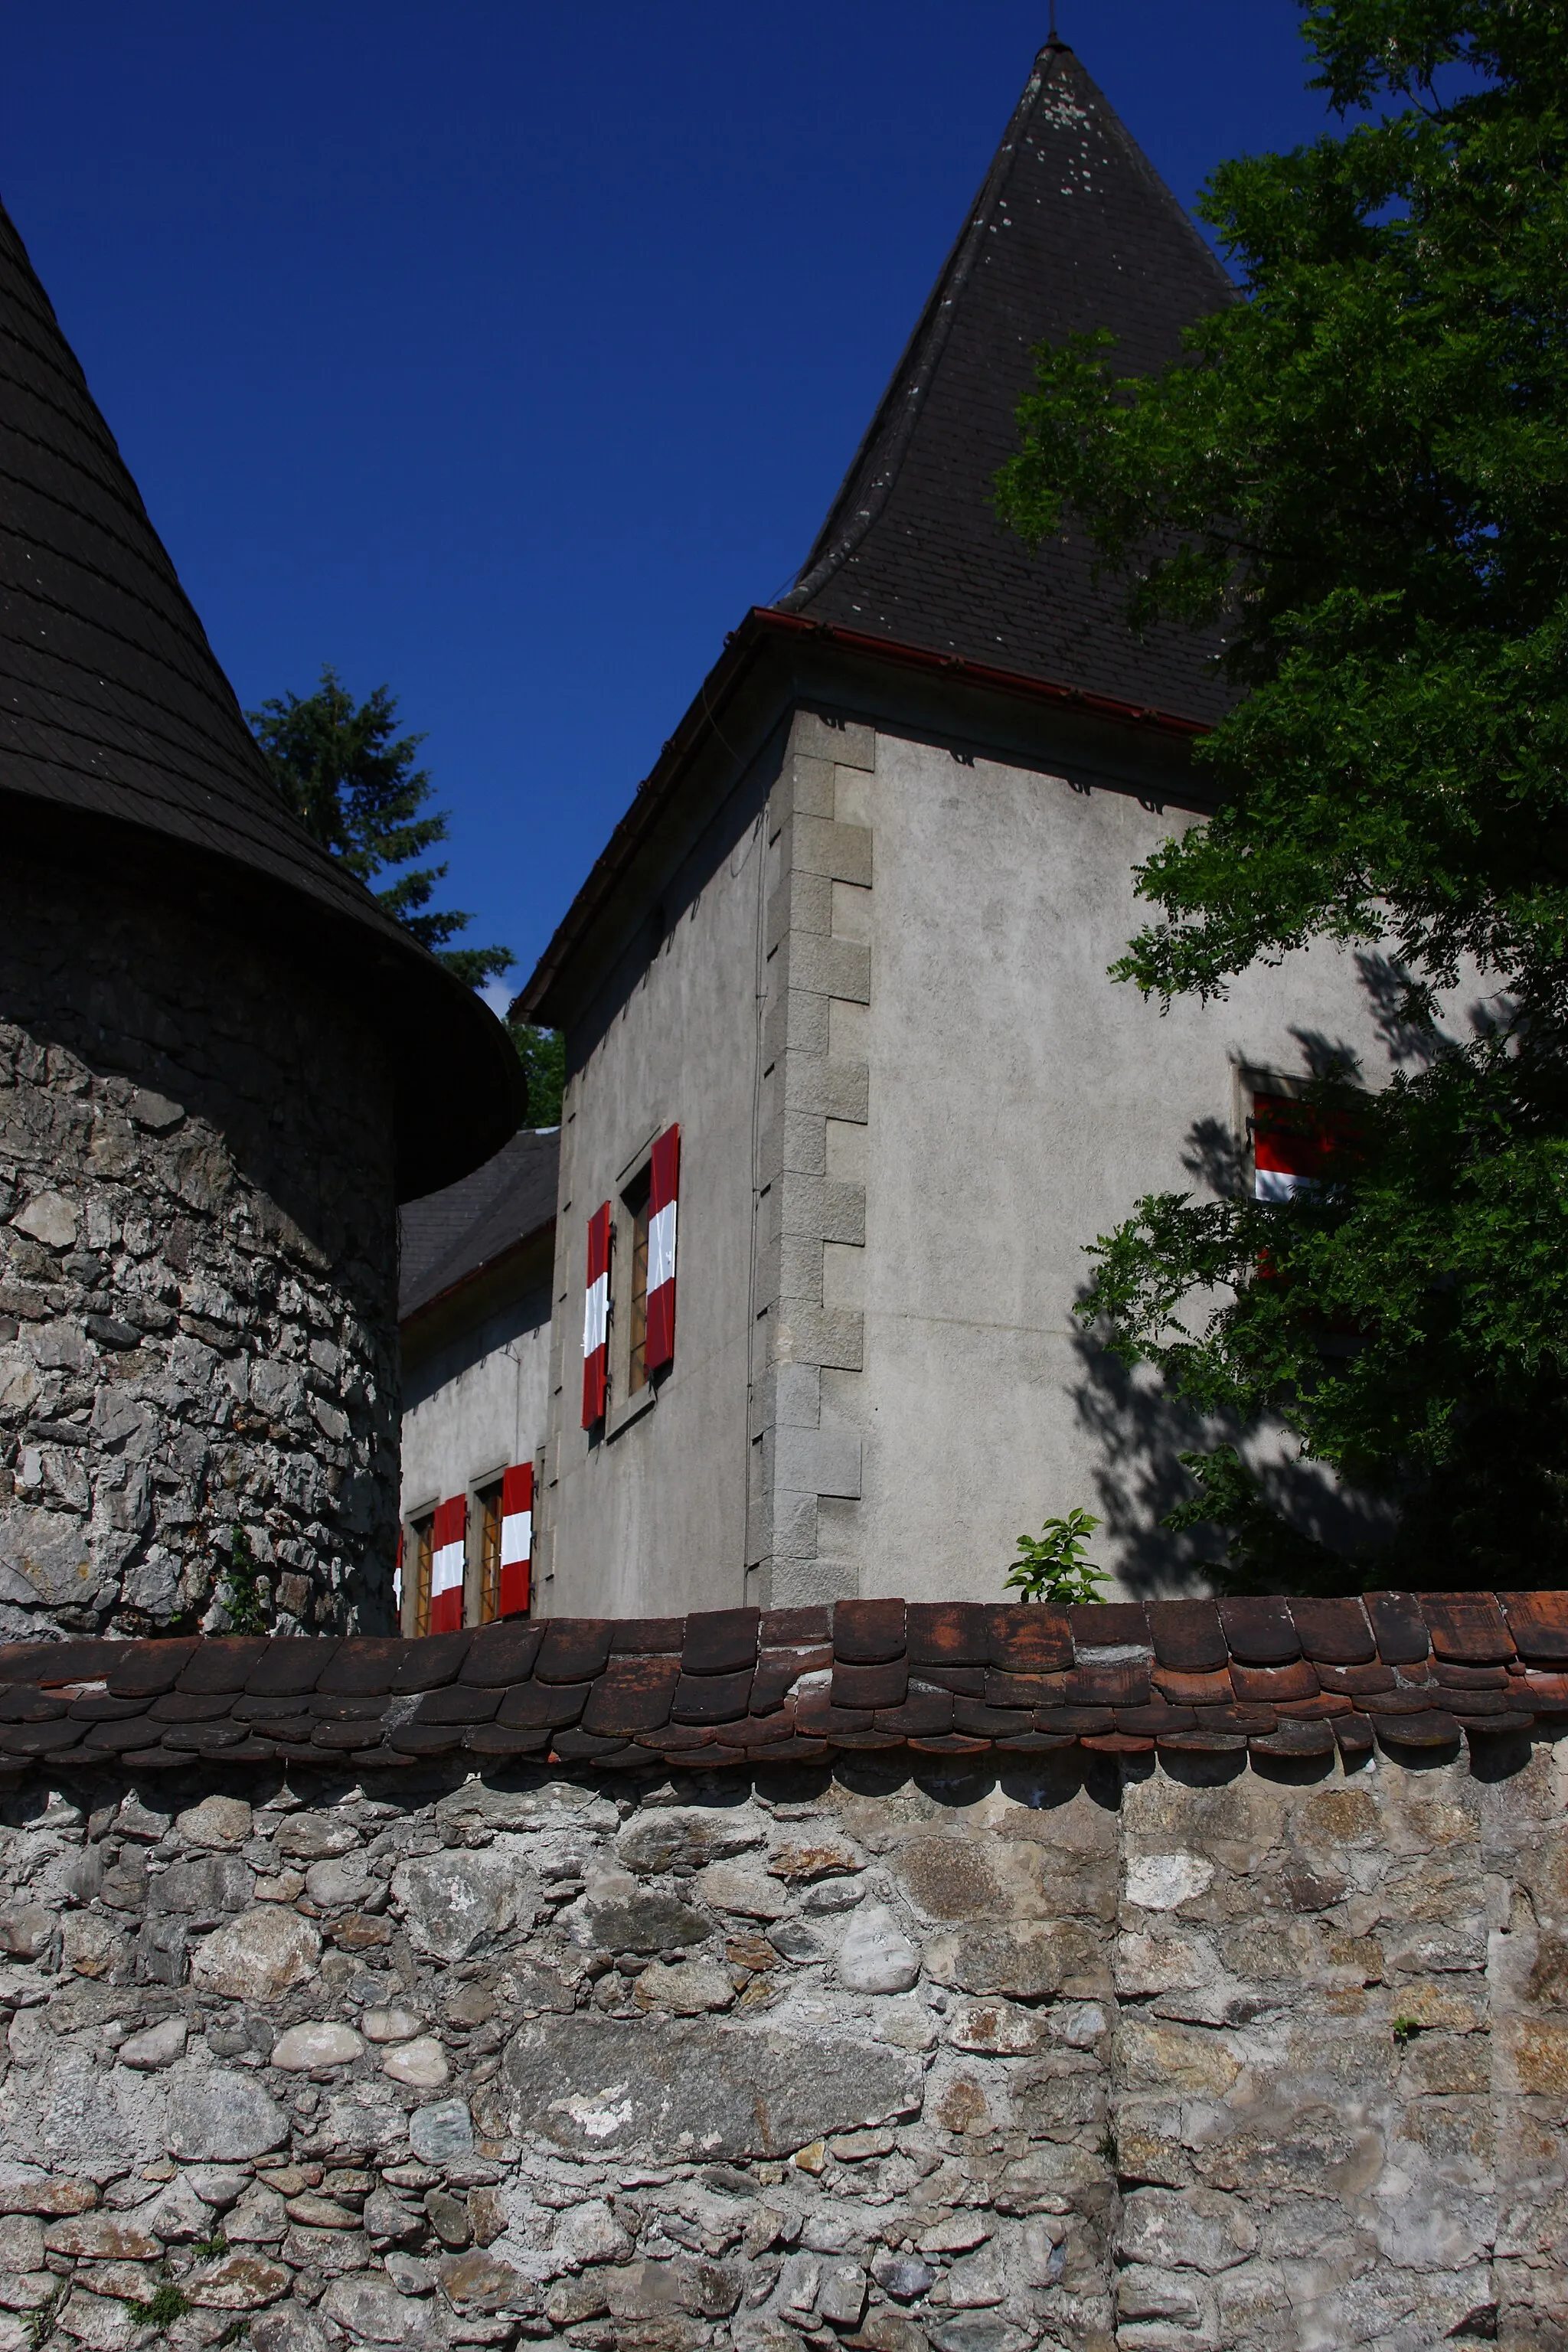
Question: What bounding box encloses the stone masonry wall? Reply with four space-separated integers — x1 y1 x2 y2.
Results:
0 1738 1563 2352
0 854 400 1639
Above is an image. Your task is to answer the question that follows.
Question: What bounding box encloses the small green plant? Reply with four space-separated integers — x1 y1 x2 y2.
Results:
217 1526 270 1635
1005 1509 1109 1606
189 2230 228 2260
25 2288 61 2352
126 2285 191 2331
1392 2016 1423 2045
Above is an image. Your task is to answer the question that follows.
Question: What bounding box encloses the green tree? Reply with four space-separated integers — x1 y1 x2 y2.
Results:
507 1019 566 1128
995 0 1568 1589
250 665 514 989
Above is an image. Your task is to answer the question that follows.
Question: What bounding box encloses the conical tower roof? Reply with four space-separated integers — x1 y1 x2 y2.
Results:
780 40 1233 723
0 196 521 1197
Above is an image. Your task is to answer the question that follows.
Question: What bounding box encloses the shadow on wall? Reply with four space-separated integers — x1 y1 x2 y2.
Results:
1064 970 1449 1596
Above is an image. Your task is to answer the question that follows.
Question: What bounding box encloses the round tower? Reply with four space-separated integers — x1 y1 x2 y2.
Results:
0 201 522 1640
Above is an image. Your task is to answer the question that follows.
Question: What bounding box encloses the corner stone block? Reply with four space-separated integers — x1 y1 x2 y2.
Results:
775 1424 862 1501
792 817 874 887
772 1304 864 1371
792 712 877 771
785 934 872 1005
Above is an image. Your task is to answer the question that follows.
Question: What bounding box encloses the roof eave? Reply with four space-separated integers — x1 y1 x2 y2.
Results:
513 606 1211 1029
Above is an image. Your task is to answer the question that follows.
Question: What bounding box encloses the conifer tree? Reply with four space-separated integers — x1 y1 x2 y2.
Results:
250 666 514 990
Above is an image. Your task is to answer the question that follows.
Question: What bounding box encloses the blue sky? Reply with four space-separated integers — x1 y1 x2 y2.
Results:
2 3 1336 1008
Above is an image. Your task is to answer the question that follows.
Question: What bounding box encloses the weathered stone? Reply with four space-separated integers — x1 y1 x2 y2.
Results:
503 2012 920 2158
0 2169 97 2217
946 2248 1007 2309
225 2184 289 2245
54 2290 135 2351
165 2068 289 2161
149 1853 256 1914
272 1816 362 1864
191 2254 292 2310
249 2308 334 2352
0 1908 53 1962
946 2001 1040 2056
583 1878 712 1957
407 2101 473 2164
136 2174 215 2243
1124 1851 1217 1911
916 2216 992 2256
633 1960 736 2015
362 2007 423 2043
617 1811 764 1877
1116 2018 1243 2097
270 2022 364 2072
836 1904 920 1994
606 2255 743 2320
305 1857 371 1909
380 2037 449 2088
44 2216 162 2262
0 2221 44 2275
923 1918 1108 2000
552 2200 633 2268
391 1841 539 1962
1119 2187 1259 2274
191 1909 320 2000
438 2251 523 2310
926 2321 1031 2352
318 2275 435 2344
697 1863 789 1919
176 1798 253 1850
871 2253 935 2301
118 2017 188 2069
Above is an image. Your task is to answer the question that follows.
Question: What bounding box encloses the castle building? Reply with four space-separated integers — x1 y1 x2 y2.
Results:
0 199 521 1641
508 39 1404 1615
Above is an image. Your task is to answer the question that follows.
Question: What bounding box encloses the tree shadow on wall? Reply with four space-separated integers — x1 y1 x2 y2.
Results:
1066 1014 1406 1597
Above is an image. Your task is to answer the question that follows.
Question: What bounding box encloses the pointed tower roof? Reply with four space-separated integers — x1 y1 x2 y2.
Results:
779 41 1233 722
0 196 521 1195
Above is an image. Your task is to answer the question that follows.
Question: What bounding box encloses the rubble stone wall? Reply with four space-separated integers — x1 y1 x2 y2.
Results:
0 854 400 1639
0 1739 1562 2352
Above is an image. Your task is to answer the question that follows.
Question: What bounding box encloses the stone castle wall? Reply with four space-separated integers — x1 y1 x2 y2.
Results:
0 1737 1563 2352
0 854 400 1639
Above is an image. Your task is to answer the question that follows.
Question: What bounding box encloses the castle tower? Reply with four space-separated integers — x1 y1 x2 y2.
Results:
0 199 522 1639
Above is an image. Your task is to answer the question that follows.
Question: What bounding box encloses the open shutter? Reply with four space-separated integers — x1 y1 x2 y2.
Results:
582 1203 612 1426
645 1123 680 1374
430 1494 467 1635
1253 1093 1360 1201
498 1463 534 1619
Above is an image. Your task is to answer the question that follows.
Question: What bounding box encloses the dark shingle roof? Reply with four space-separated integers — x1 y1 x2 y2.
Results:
0 1592 1561 1772
780 41 1235 724
400 1128 560 1323
0 195 523 1196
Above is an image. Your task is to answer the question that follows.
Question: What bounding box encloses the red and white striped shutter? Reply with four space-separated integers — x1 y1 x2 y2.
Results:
429 1494 467 1635
582 1203 612 1426
645 1124 680 1374
498 1463 534 1619
1253 1093 1351 1201
394 1524 404 1620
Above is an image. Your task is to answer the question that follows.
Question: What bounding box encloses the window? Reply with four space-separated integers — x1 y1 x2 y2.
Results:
624 1164 652 1395
1250 1088 1362 1201
407 1511 435 1636
476 1478 505 1623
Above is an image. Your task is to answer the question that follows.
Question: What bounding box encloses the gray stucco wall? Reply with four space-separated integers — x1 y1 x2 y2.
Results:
793 721 1429 1605
534 744 780 1619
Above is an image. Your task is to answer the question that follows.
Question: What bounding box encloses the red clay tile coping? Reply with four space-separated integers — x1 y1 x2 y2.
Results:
1 1594 1565 1775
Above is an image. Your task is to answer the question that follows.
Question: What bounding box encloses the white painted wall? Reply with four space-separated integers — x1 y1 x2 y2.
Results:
400 1286 551 1519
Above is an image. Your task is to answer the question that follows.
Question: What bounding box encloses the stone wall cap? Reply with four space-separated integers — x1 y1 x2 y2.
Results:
1 1592 1565 1775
